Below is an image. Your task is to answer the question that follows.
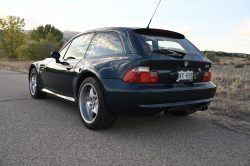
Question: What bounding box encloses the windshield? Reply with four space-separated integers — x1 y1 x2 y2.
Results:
136 34 204 56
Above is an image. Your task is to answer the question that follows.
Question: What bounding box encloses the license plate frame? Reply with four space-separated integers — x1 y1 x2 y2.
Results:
176 69 194 82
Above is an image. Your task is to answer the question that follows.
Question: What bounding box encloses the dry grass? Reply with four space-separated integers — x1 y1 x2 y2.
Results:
210 64 250 122
0 59 35 73
215 57 249 65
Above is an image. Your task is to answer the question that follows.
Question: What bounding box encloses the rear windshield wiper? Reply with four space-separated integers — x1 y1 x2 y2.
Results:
152 49 186 59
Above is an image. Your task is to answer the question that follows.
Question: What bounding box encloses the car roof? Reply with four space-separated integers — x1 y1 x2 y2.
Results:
80 27 139 34
79 27 185 39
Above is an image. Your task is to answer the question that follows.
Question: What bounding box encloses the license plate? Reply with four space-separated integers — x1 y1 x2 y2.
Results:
176 70 193 82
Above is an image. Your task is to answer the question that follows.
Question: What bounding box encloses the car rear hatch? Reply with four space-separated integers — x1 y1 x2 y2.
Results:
133 28 216 104
134 28 212 84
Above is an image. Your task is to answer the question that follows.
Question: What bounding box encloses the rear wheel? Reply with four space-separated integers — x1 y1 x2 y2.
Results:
78 77 116 130
29 68 46 99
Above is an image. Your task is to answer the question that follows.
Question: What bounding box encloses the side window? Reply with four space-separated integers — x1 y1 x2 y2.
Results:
64 33 95 59
86 32 124 58
59 42 71 58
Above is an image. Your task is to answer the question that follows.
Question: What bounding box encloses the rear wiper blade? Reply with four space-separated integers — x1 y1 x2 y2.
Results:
153 49 186 58
153 49 172 54
153 49 186 56
166 49 186 56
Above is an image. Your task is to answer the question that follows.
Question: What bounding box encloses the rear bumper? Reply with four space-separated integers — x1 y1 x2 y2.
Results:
99 79 216 116
140 98 213 108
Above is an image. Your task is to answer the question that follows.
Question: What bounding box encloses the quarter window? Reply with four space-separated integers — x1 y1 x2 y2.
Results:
64 33 95 59
86 33 124 57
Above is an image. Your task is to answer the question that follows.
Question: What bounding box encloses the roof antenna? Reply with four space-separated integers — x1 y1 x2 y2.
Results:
147 0 162 29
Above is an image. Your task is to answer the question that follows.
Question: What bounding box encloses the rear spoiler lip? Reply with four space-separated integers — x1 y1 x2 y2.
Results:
133 28 185 39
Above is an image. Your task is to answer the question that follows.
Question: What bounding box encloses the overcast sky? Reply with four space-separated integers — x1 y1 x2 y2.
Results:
0 0 249 54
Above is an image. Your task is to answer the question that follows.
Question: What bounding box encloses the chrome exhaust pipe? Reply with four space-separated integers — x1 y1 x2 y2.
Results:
201 105 205 111
200 105 208 111
163 109 173 115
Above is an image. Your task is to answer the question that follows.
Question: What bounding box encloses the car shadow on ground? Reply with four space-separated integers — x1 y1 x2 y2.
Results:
41 95 211 137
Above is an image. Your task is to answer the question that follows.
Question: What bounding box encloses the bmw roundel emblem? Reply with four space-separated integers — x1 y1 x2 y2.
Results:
184 61 188 67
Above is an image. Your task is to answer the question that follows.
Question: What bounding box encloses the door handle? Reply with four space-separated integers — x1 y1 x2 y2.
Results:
66 65 73 70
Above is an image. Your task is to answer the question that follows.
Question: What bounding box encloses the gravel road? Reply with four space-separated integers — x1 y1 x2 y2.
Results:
0 69 250 165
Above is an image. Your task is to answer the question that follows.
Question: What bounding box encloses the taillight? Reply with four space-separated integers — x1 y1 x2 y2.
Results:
203 68 212 82
123 66 158 83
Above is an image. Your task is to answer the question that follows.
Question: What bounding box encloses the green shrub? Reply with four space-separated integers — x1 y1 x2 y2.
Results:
15 39 60 60
247 55 250 61
206 51 220 62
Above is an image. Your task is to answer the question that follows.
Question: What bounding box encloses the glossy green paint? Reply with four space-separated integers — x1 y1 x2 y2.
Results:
99 79 216 115
29 27 216 116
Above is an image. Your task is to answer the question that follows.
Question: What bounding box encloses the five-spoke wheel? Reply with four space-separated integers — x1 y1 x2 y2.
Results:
30 72 37 95
29 68 46 98
79 83 99 123
78 77 116 130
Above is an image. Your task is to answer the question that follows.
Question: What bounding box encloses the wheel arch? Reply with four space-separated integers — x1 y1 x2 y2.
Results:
76 71 102 98
28 64 37 81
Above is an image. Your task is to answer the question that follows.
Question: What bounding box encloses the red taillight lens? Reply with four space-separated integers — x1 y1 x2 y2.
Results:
123 66 158 83
203 68 212 82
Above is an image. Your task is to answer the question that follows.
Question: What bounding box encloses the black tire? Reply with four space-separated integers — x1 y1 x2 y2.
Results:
172 107 196 116
78 77 116 130
29 68 46 99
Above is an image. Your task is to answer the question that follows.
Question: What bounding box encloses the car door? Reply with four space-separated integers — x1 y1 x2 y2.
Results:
45 33 95 95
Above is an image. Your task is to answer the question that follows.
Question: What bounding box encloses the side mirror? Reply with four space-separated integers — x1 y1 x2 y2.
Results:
51 51 61 63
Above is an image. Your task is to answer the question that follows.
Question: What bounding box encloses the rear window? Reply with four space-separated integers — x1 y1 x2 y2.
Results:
136 34 204 56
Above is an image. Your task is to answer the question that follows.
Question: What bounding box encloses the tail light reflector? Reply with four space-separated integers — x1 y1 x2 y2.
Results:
203 68 212 82
123 66 158 83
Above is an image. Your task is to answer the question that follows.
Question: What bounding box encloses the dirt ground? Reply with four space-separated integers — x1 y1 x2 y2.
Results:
0 60 34 73
210 64 250 122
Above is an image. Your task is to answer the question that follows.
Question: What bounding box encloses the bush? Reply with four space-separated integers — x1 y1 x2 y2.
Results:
206 51 220 62
15 40 60 60
247 55 250 61
234 64 245 68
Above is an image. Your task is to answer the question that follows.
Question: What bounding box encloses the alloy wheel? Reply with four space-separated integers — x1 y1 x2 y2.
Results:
79 83 99 123
30 72 37 95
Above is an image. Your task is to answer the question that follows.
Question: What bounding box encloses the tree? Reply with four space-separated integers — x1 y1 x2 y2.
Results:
0 15 26 59
15 39 60 60
205 51 220 62
247 55 250 61
30 24 64 47
45 32 57 43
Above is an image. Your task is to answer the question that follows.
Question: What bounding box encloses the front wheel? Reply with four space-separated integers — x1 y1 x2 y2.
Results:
78 77 116 130
29 68 46 99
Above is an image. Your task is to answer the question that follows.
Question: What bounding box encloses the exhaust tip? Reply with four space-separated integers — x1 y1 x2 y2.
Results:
204 105 208 110
201 105 204 111
163 109 173 115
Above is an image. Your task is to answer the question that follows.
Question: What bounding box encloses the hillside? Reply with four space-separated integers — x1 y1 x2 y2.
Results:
217 51 249 57
24 30 80 43
62 30 80 42
202 50 249 58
